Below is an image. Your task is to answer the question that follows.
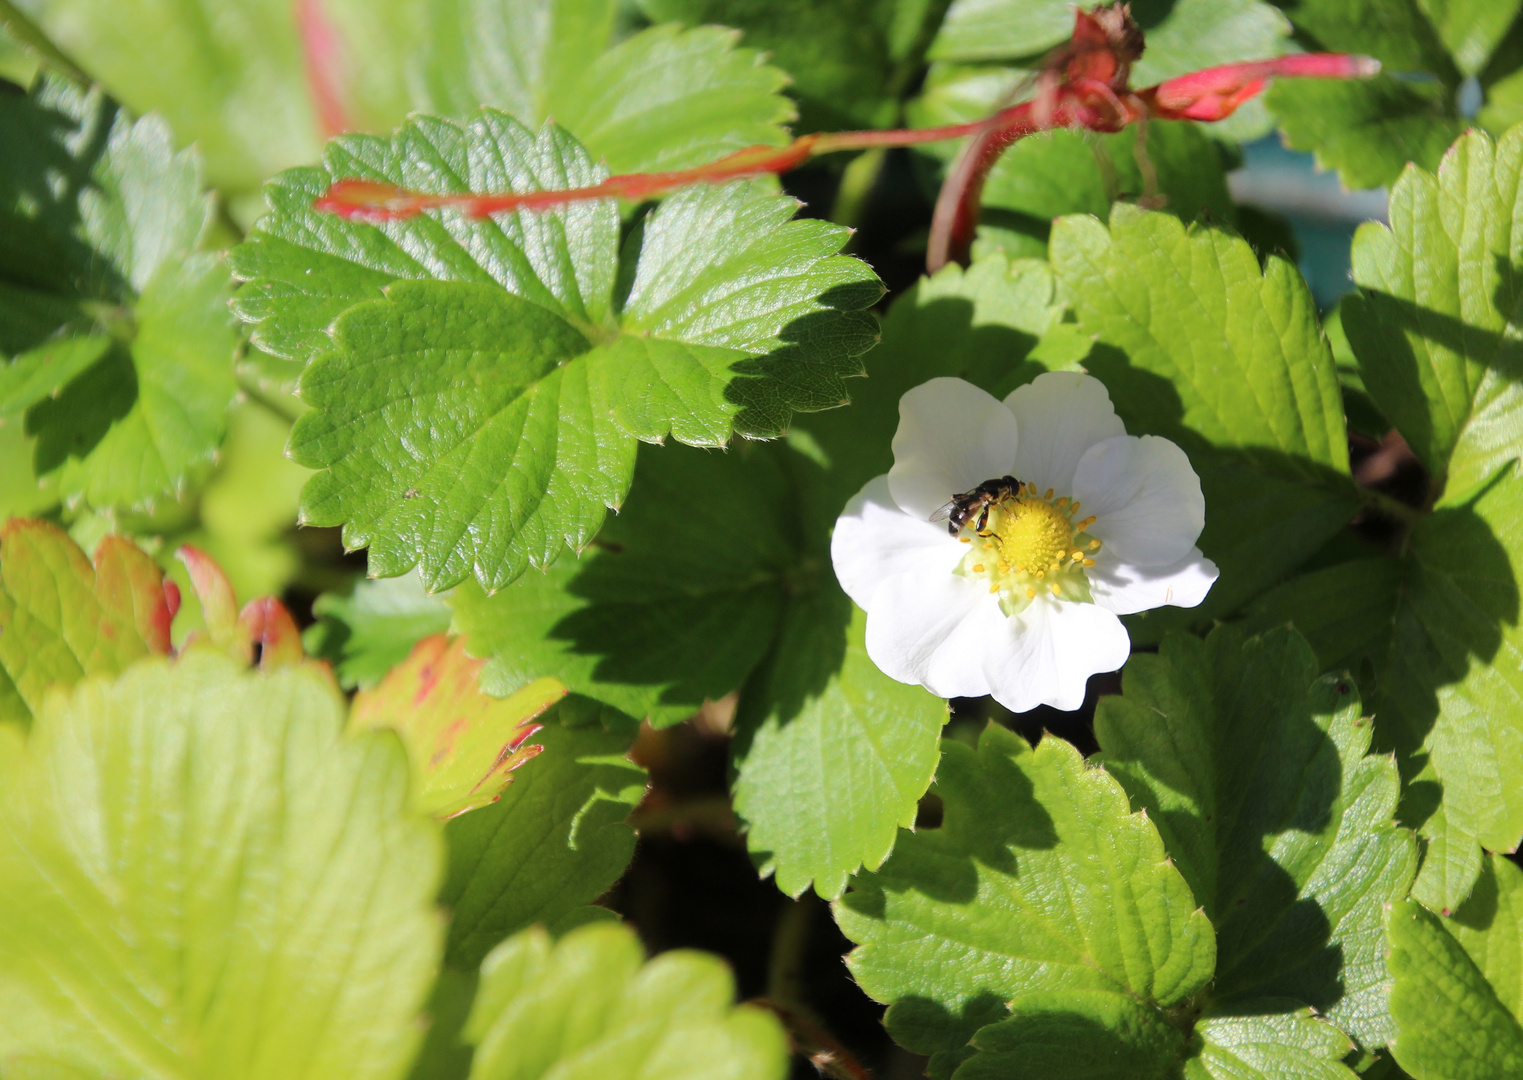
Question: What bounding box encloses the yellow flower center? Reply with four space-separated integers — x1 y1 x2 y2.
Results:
955 483 1102 616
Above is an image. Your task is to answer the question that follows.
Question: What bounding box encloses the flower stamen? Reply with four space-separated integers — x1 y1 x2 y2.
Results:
953 482 1101 615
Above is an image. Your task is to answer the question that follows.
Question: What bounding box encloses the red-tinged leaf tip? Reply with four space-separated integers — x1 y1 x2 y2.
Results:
238 596 305 669
507 721 545 752
164 581 181 620
175 545 250 661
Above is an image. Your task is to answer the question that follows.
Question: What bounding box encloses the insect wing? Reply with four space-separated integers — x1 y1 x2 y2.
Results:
929 499 959 523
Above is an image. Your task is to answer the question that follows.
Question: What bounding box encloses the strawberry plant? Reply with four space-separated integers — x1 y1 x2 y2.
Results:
1 1 1522 1077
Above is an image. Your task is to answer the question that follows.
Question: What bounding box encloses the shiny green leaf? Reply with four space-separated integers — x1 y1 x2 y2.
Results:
232 115 878 590
1096 627 1417 1048
1343 124 1523 497
836 726 1216 1078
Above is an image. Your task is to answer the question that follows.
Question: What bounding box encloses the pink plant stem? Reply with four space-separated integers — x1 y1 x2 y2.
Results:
312 52 1378 272
295 0 349 138
926 98 1086 273
316 121 1000 221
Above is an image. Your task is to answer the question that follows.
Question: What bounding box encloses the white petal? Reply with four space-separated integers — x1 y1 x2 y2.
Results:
1090 549 1220 615
1071 434 1205 567
832 475 965 611
1004 371 1125 493
983 597 1132 714
863 569 1006 700
888 378 1020 521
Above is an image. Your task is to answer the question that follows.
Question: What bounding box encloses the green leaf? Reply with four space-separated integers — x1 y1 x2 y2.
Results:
437 712 645 970
350 635 568 819
307 570 455 690
449 441 797 730
463 921 788 1080
1268 77 1465 193
289 281 629 592
636 0 950 131
1342 124 1523 498
1379 467 1523 912
1095 627 1418 1048
1 76 237 511
1049 205 1358 622
733 598 947 900
0 649 444 1077
1240 474 1523 916
231 115 879 590
955 1003 1357 1080
0 519 172 724
0 337 109 421
1233 122 1523 906
1185 1010 1357 1080
981 121 1234 228
836 726 1216 1079
1448 852 1523 1017
1240 557 1404 676
1480 23 1523 137
449 439 946 899
1053 206 1350 476
415 0 613 125
421 2 794 172
1387 859 1523 1078
1418 0 1523 76
0 422 51 520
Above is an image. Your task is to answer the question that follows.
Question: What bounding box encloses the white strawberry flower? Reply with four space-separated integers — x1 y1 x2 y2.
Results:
831 372 1218 713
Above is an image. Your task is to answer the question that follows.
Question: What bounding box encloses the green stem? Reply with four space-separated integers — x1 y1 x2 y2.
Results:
830 148 887 232
0 0 90 84
237 370 303 425
767 893 816 1005
1357 487 1425 526
883 0 955 104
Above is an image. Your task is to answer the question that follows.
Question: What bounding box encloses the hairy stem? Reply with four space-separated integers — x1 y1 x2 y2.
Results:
754 998 875 1080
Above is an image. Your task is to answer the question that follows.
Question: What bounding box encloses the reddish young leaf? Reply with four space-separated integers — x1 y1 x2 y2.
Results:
238 595 307 670
176 544 248 661
0 519 174 723
350 635 567 820
175 544 322 673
